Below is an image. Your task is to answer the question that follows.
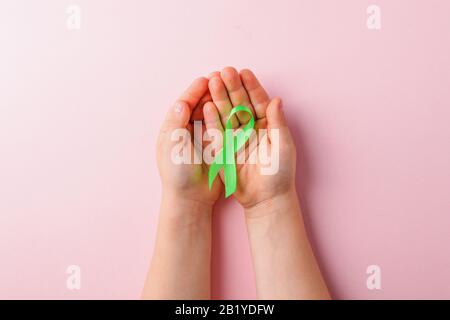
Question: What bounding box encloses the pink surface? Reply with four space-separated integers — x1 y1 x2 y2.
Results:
1 0 450 299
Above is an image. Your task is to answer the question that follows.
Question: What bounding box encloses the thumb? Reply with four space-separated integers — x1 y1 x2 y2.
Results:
266 97 287 129
162 101 191 131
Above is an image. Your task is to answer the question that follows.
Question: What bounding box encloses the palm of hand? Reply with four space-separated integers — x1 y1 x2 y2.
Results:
202 67 296 208
159 141 222 205
233 127 296 209
158 77 223 206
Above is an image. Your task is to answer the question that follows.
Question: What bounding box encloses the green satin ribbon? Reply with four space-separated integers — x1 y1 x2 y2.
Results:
208 105 255 197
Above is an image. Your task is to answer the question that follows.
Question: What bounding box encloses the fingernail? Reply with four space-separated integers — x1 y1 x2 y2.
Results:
174 102 183 113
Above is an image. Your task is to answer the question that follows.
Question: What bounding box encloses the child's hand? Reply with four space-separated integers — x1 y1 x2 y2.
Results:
148 70 330 300
157 77 223 210
203 67 297 214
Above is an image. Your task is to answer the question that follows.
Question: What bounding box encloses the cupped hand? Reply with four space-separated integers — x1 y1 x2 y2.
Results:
203 67 297 211
157 77 223 209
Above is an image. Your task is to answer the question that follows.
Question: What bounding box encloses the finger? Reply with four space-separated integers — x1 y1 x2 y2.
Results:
161 101 191 132
220 67 255 123
203 101 224 133
200 122 209 149
191 92 212 121
240 69 270 119
178 77 209 110
266 98 287 129
209 76 239 128
266 97 294 146
254 117 267 131
197 92 212 108
208 71 220 79
191 107 204 121
203 102 225 168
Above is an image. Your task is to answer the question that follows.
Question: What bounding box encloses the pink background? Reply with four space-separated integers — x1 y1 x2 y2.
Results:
1 0 450 299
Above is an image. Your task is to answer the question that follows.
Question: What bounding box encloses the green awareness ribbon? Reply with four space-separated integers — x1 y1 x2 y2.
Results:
208 105 255 198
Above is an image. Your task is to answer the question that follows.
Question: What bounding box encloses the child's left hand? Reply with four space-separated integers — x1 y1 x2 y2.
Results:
157 77 223 210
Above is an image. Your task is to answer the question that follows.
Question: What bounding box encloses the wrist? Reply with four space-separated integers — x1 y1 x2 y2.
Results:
161 190 214 221
244 188 299 220
244 188 306 243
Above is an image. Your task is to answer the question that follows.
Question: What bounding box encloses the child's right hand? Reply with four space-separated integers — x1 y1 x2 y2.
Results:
203 67 297 215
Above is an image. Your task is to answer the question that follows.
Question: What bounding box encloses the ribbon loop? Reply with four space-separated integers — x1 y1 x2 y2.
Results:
208 105 255 197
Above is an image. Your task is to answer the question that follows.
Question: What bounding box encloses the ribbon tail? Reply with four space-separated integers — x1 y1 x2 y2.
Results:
223 163 237 198
208 150 223 189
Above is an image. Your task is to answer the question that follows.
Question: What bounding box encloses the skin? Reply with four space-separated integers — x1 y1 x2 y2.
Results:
142 77 221 299
142 68 330 300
